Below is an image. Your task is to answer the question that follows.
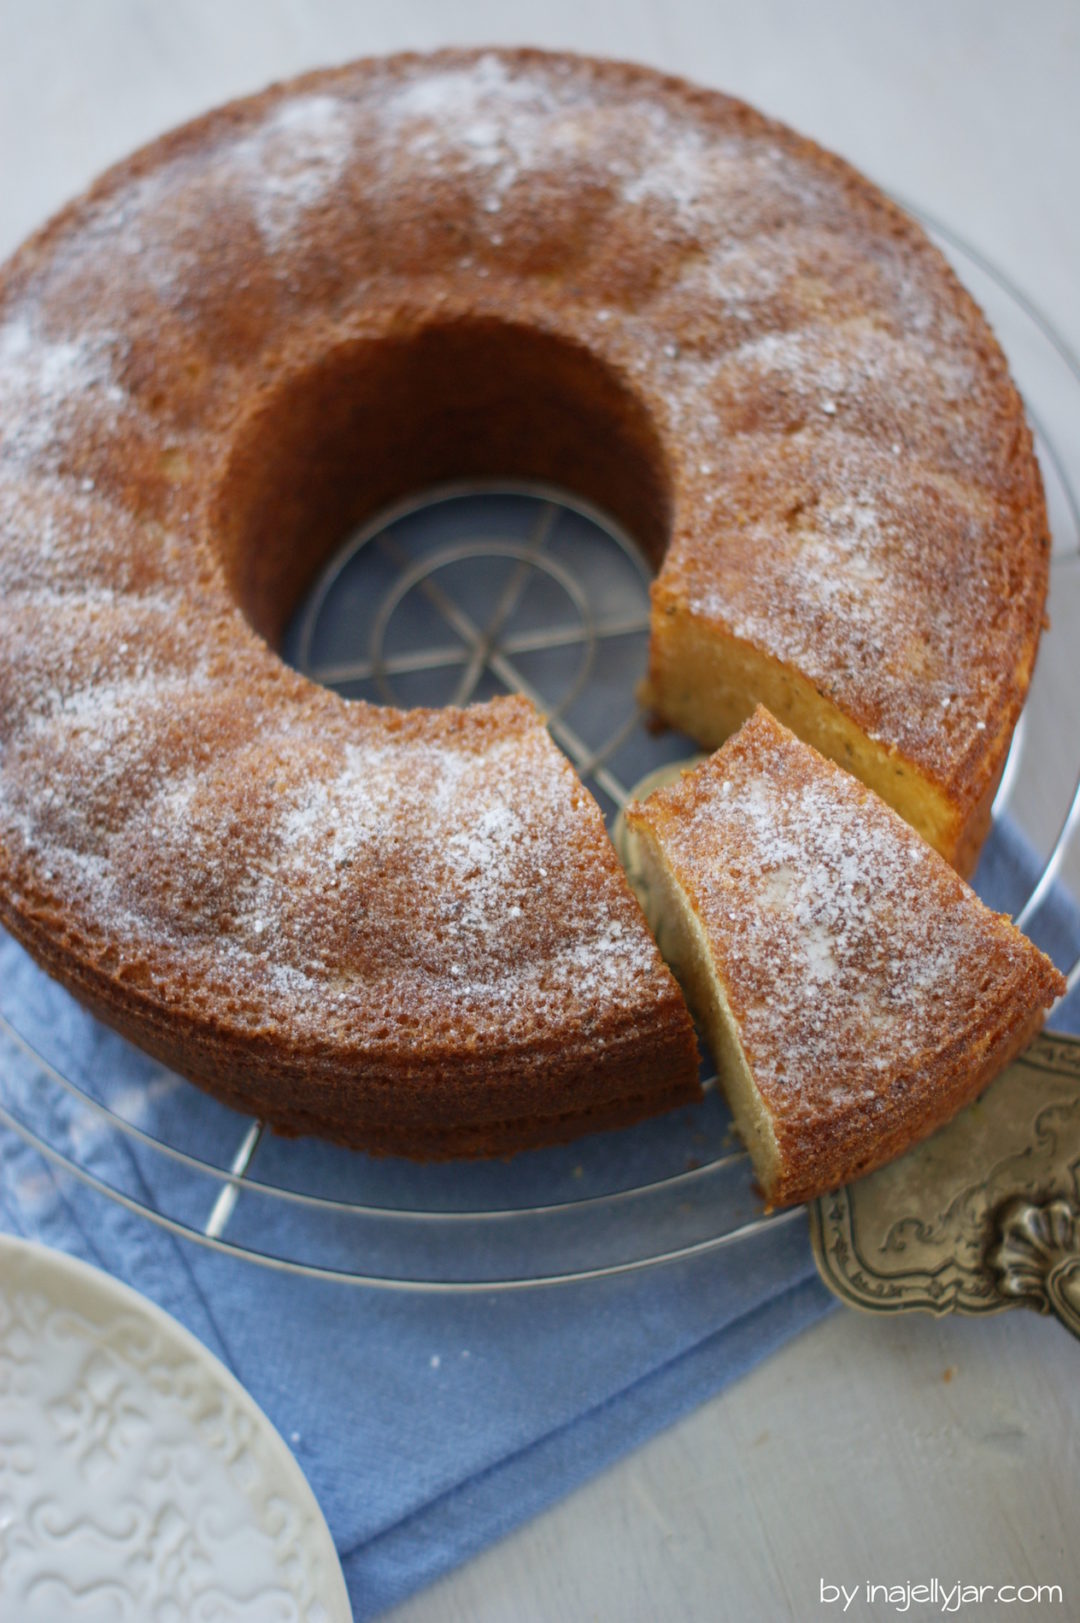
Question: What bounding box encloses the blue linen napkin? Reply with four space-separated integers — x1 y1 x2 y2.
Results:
1 815 1077 1620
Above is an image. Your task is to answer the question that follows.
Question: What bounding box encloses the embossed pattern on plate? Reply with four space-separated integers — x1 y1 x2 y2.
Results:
809 1032 1080 1339
0 1235 351 1621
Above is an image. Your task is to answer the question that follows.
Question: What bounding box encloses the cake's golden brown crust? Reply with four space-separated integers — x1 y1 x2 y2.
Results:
0 49 1049 1151
0 691 701 1156
627 709 1066 1207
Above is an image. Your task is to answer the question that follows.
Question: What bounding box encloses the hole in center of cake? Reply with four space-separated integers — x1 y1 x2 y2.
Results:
213 317 672 656
283 487 629 716
272 477 685 829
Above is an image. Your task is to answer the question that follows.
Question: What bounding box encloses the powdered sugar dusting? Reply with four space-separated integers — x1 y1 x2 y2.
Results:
380 51 543 144
676 421 1011 761
637 711 1038 1119
722 319 974 406
0 315 125 470
1 660 667 1041
228 94 354 246
204 725 664 1025
620 113 713 218
377 52 601 215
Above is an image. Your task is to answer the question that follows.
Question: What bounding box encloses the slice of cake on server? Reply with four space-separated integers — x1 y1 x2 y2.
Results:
625 707 1065 1208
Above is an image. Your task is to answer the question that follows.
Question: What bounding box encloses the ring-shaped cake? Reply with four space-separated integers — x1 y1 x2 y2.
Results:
0 49 1049 1155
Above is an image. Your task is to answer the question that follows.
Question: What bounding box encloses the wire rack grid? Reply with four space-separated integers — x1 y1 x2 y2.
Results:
1 212 1078 1291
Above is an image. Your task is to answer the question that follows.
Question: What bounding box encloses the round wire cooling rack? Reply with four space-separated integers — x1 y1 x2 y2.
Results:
1 214 1079 1292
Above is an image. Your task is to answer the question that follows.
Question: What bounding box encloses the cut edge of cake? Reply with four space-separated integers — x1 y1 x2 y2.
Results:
628 824 785 1198
640 604 1011 880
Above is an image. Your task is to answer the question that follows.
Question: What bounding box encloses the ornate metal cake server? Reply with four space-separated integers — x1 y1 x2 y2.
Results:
809 1032 1080 1340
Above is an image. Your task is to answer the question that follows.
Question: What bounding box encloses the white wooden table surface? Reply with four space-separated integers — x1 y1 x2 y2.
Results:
3 3 1078 1619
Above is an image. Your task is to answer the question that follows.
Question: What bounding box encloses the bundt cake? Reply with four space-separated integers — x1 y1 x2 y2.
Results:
0 48 1051 1155
625 709 1066 1207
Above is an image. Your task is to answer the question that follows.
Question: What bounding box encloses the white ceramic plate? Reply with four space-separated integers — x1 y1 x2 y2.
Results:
0 1233 351 1621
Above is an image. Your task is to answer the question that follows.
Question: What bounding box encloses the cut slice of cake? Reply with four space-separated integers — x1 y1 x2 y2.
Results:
625 707 1066 1208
